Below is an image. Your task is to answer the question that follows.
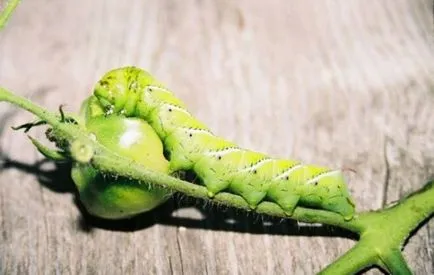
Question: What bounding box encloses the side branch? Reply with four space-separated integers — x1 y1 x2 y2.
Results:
0 0 20 30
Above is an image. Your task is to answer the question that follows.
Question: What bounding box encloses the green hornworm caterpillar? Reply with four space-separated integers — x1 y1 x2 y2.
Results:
92 67 356 220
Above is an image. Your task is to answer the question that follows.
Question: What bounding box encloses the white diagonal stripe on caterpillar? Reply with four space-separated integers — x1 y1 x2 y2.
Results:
205 147 242 157
146 85 172 93
181 127 214 136
305 170 341 185
162 103 191 115
242 158 273 172
273 164 304 180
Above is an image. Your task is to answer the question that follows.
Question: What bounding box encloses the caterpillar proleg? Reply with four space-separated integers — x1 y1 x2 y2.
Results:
92 67 356 220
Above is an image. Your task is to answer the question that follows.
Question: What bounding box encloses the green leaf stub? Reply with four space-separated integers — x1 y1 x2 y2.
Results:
70 138 94 163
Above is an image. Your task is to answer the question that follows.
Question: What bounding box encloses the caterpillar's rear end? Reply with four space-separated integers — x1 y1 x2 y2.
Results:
93 66 356 220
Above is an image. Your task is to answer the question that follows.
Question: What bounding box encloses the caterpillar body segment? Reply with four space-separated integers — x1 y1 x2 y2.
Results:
93 67 356 220
164 128 237 172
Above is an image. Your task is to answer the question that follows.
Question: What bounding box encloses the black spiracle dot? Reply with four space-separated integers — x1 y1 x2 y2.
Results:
217 156 222 160
163 149 171 160
253 170 257 174
313 181 318 186
168 108 172 112
285 176 289 180
189 133 193 137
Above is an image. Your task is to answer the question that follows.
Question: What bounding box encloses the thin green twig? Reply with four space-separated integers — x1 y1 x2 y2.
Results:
0 0 20 30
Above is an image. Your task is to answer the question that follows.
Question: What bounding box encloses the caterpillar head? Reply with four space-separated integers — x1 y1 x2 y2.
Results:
93 67 159 117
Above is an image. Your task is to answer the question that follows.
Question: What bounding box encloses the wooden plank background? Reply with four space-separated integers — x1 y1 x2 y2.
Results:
0 0 433 274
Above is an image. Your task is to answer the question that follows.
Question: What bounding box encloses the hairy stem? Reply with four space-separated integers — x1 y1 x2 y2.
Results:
96 148 365 232
0 0 20 30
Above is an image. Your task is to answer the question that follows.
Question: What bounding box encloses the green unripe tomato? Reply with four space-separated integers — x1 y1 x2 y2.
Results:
71 97 172 219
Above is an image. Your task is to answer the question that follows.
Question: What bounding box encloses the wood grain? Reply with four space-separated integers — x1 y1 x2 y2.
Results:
0 0 433 274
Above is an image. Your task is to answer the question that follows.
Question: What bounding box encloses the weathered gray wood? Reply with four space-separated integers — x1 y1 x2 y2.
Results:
0 0 433 274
